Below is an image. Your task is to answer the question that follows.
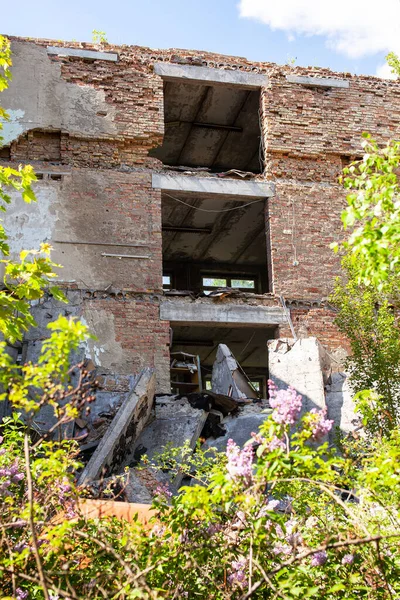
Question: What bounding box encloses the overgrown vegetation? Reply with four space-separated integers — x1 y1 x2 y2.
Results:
1 34 400 599
331 256 400 437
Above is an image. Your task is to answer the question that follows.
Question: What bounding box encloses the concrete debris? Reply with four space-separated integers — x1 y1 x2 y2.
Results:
67 338 357 502
83 469 156 504
78 368 156 486
211 344 257 399
203 404 272 452
325 372 361 442
269 338 358 434
268 337 330 415
121 395 209 489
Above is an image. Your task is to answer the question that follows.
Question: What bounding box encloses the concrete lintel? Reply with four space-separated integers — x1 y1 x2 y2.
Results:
154 62 268 89
160 301 286 326
152 173 274 198
47 46 118 62
286 75 349 89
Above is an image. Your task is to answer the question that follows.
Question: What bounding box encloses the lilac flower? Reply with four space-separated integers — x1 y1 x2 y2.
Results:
150 524 166 538
226 439 254 485
9 461 20 476
154 483 172 499
267 435 286 452
14 541 29 553
342 553 354 565
285 519 303 547
272 541 292 556
12 472 24 483
310 550 327 566
0 435 3 444
250 431 265 444
206 522 222 537
58 478 72 504
15 588 28 600
265 499 280 512
228 557 247 587
0 479 11 496
309 409 334 441
268 381 302 426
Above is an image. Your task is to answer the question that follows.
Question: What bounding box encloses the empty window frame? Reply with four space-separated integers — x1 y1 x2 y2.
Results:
163 274 173 290
202 275 257 293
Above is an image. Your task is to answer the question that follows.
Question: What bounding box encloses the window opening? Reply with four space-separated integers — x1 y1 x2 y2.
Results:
202 275 256 293
163 274 172 289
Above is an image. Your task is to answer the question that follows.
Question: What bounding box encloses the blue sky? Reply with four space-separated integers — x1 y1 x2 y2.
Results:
1 0 398 77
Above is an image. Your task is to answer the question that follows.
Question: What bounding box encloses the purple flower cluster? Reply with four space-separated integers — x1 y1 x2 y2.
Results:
309 409 334 441
0 458 24 497
226 439 254 485
154 483 172 500
342 553 354 565
268 435 286 452
58 477 72 503
15 589 28 600
268 381 302 426
227 557 247 587
310 550 327 567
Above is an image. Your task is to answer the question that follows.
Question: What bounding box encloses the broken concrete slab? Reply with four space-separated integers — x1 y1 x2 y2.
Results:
203 408 272 452
211 344 256 399
122 395 208 489
326 372 359 440
268 338 330 415
78 368 155 486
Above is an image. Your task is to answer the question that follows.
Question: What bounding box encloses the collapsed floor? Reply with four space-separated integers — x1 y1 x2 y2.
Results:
64 337 358 504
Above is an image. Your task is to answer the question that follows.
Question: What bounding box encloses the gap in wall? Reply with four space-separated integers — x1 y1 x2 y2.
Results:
151 79 262 174
170 324 275 397
162 191 269 293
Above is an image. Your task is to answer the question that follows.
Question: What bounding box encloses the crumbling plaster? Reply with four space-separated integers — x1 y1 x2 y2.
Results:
0 41 118 144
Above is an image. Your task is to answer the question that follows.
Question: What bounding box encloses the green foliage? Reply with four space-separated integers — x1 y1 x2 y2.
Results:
331 255 400 436
335 135 400 290
91 30 108 45
386 52 400 78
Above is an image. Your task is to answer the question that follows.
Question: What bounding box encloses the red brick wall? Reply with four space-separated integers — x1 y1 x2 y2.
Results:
8 36 400 379
83 295 170 390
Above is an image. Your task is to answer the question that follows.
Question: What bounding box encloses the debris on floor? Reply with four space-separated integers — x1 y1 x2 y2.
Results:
71 342 273 502
211 343 258 399
78 368 156 486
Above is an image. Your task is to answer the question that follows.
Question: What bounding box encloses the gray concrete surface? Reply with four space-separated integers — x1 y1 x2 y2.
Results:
161 300 286 326
211 344 255 399
154 62 268 88
152 174 274 197
268 338 330 414
78 368 155 485
1 41 117 144
286 75 350 88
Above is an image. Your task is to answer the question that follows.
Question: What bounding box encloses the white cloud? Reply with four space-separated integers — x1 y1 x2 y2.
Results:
238 0 400 59
376 62 398 79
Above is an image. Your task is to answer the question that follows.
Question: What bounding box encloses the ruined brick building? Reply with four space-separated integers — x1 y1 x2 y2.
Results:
1 37 400 412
